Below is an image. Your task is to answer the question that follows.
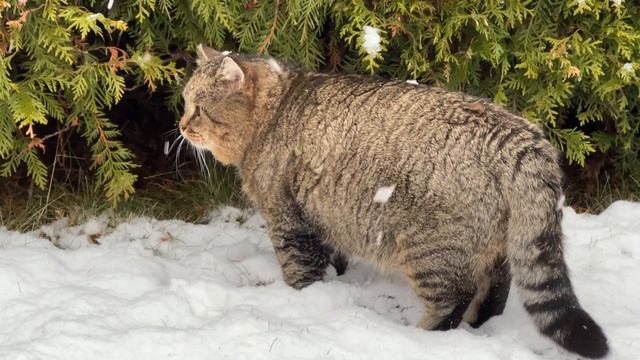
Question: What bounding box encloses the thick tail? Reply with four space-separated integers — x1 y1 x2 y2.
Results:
505 152 608 358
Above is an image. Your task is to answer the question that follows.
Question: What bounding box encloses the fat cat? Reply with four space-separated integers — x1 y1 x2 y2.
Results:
179 45 608 358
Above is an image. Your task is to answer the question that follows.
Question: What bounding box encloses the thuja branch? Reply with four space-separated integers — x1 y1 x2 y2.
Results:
258 0 280 54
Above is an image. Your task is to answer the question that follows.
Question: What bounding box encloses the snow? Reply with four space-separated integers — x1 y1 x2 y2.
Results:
373 185 395 203
268 59 283 74
142 51 153 63
362 26 382 56
1 201 639 359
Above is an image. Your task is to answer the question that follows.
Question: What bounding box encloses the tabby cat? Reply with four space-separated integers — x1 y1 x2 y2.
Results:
179 45 608 358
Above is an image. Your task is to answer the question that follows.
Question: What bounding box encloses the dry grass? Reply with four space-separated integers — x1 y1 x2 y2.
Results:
565 172 640 213
0 165 245 232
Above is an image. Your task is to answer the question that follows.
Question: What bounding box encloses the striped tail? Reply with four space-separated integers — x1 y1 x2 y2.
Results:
505 153 608 358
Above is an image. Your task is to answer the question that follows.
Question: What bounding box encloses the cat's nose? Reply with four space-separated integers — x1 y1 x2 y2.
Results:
178 116 189 132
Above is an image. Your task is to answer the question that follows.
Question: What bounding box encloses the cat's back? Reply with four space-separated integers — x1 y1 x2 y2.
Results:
277 72 552 182
285 73 536 141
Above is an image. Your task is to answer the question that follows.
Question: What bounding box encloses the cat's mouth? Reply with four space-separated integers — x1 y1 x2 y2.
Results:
181 131 209 150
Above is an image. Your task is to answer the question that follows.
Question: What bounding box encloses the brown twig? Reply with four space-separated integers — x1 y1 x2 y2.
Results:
124 84 144 92
258 0 280 54
40 122 75 142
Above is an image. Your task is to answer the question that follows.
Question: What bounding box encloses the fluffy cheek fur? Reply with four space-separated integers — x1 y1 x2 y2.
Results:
179 102 234 164
207 133 236 165
185 124 235 165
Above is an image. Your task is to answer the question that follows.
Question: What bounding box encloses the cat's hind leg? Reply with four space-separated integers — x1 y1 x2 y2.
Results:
407 267 475 331
330 251 349 276
467 256 511 328
400 234 476 330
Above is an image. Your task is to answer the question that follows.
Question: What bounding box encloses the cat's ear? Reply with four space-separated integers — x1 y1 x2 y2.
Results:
218 56 245 91
196 44 220 63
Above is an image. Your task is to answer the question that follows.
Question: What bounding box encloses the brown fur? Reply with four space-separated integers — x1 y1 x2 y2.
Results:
179 46 608 358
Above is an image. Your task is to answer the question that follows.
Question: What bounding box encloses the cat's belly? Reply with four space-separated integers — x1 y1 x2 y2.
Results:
301 167 506 270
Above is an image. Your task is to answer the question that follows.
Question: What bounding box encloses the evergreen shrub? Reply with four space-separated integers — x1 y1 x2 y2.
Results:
1 0 638 203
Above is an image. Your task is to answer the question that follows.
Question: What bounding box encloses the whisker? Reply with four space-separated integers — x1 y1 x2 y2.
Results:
176 137 186 160
164 128 178 136
168 133 183 153
190 145 210 178
191 145 201 173
198 148 211 178
175 137 187 178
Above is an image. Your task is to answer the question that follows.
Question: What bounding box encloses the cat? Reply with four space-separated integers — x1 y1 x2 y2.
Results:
178 45 608 359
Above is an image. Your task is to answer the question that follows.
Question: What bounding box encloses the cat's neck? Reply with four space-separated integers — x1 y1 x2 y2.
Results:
238 69 301 167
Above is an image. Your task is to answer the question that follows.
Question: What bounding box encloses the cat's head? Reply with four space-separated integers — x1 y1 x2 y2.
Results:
180 45 279 165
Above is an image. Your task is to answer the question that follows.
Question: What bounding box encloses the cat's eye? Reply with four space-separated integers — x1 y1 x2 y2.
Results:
202 107 224 125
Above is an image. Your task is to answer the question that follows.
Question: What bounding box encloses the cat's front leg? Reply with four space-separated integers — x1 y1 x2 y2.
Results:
267 217 332 289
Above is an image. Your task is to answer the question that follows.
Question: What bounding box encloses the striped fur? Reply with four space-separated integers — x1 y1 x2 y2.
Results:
179 47 608 358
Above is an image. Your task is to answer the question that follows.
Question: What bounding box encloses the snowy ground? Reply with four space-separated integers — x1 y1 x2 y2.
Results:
0 202 639 360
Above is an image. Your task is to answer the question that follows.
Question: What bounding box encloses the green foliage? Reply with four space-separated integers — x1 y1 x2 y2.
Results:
335 0 639 171
1 0 639 203
0 0 181 204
